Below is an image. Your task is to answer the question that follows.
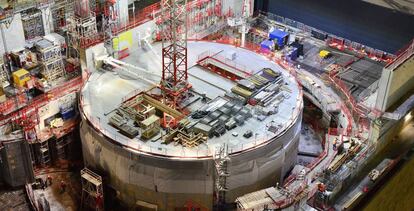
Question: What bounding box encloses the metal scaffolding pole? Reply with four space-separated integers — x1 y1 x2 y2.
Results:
80 168 104 211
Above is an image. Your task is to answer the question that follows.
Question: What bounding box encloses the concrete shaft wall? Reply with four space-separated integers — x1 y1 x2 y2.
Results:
0 14 26 55
376 55 414 111
0 139 35 187
80 112 302 210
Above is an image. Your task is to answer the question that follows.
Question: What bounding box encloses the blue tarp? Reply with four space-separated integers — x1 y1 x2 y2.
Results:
261 39 274 50
269 29 289 47
288 47 298 61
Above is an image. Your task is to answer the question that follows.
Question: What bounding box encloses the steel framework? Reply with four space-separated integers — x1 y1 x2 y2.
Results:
160 0 190 107
81 168 104 211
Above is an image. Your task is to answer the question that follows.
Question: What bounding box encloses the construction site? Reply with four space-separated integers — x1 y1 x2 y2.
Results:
0 0 413 210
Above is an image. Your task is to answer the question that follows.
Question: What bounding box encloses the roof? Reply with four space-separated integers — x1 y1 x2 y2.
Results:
261 40 274 49
269 29 289 39
35 39 53 50
12 69 29 78
141 115 160 126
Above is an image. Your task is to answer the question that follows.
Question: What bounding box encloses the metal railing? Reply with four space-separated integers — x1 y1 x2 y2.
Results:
79 38 304 159
386 38 414 70
255 11 396 63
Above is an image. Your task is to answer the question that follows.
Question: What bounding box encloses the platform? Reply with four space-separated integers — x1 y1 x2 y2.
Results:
80 41 302 159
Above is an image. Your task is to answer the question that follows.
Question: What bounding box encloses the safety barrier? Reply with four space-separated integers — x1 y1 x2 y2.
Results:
254 11 396 63
196 50 251 80
0 76 83 127
386 38 414 70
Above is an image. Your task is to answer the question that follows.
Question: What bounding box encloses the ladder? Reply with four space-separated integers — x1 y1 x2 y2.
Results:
81 168 104 211
214 143 230 208
38 140 50 165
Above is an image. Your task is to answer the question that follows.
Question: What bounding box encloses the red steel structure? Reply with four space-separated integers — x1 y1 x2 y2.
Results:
160 0 191 108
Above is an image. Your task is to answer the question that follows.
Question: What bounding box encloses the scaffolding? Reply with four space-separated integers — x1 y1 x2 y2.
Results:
0 57 9 87
51 0 75 34
38 139 50 165
81 168 104 211
155 0 226 40
160 0 191 107
54 134 72 160
0 1 53 26
21 8 45 40
0 76 83 138
35 39 65 82
187 0 224 38
67 12 99 49
214 144 230 208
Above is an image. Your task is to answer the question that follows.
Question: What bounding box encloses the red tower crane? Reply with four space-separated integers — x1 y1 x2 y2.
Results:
160 0 191 108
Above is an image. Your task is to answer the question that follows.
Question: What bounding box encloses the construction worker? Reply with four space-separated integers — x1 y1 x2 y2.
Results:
47 175 53 186
41 178 46 190
96 193 103 209
60 180 67 194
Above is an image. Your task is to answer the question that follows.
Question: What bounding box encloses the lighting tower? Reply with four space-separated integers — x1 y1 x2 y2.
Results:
160 0 191 108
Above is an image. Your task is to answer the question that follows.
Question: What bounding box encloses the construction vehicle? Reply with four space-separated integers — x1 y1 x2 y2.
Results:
12 68 31 87
319 50 332 59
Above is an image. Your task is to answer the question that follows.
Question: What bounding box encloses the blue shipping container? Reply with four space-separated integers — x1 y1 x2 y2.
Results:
60 107 76 120
269 29 289 48
261 39 275 51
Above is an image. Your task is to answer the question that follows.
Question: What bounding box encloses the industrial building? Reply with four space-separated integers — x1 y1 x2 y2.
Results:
0 0 413 211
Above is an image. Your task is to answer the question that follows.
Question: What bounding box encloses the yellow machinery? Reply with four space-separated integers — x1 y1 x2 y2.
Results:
12 68 30 87
319 50 331 59
140 115 160 139
231 85 253 98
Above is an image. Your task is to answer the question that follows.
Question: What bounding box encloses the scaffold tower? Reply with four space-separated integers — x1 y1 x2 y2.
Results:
214 143 230 209
160 0 191 108
81 168 104 211
67 0 98 51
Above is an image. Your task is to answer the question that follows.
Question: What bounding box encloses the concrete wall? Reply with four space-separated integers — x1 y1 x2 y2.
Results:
80 111 302 210
118 0 130 26
37 92 77 130
0 14 26 55
0 139 35 187
112 20 156 49
222 0 251 17
376 55 414 111
41 6 54 35
371 109 413 152
80 43 107 73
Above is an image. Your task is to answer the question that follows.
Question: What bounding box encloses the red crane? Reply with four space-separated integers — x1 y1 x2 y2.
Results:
160 0 191 108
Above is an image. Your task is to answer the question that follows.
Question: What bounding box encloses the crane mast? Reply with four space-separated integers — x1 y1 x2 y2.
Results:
160 0 191 108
